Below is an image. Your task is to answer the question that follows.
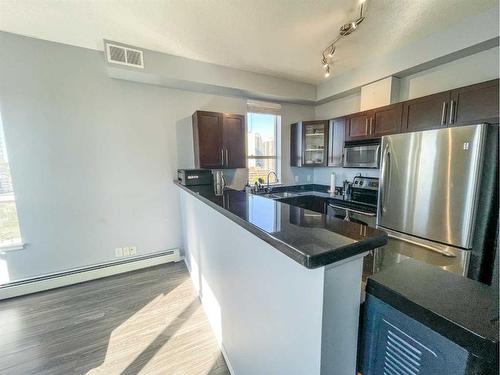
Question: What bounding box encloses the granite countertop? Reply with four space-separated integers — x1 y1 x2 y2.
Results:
257 183 378 213
175 181 388 269
366 259 499 360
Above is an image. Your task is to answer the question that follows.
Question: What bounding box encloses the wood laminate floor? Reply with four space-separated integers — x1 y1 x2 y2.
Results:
0 262 230 375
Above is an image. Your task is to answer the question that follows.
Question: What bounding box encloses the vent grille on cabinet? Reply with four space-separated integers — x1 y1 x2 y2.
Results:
105 42 144 69
383 329 423 374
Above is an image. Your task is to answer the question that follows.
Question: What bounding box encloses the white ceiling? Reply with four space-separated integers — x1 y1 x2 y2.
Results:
0 0 498 84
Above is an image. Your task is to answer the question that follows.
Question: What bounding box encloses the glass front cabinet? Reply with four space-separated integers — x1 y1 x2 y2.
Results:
290 120 329 167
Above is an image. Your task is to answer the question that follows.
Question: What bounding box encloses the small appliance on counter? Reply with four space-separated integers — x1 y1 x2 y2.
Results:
177 169 213 186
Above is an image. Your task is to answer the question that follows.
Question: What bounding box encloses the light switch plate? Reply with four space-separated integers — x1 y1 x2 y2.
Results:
123 247 131 256
129 246 137 256
115 247 123 257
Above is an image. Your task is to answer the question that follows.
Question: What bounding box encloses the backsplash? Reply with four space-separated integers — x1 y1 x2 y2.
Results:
313 167 379 186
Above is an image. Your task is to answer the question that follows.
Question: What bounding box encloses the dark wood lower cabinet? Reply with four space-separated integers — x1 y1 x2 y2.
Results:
402 91 451 132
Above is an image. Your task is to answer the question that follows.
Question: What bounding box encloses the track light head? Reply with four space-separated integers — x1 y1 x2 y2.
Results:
321 57 328 69
324 66 330 78
339 21 357 36
327 46 336 58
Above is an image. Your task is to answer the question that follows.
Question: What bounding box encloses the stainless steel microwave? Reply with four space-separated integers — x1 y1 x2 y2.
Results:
343 143 380 168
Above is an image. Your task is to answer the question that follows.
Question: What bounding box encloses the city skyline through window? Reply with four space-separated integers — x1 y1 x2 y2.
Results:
247 112 280 185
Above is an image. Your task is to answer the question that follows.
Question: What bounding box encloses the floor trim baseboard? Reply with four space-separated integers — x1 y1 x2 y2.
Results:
0 249 182 301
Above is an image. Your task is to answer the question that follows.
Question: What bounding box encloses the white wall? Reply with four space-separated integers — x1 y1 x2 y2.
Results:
313 167 379 186
0 32 313 282
315 92 361 120
399 46 500 100
107 40 317 104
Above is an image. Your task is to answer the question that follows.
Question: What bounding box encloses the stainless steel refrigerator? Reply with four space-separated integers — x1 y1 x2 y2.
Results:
376 124 495 277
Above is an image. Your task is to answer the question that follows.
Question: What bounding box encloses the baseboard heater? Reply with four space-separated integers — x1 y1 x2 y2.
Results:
0 249 182 301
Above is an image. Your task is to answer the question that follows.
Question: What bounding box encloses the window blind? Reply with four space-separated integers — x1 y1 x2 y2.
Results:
247 100 281 115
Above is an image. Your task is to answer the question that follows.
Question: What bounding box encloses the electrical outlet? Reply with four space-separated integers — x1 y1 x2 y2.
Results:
129 246 137 256
115 247 123 257
307 175 311 182
123 246 131 256
294 175 299 183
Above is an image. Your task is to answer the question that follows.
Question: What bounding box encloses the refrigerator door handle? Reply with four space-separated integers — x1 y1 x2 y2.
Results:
379 143 391 216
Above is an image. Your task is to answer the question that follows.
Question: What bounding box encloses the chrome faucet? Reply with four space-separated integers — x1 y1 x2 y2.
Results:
266 171 279 191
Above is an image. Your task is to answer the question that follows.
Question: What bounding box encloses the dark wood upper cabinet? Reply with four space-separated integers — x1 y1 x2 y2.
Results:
193 111 224 169
345 103 402 141
193 111 246 169
290 122 303 167
302 120 329 166
290 121 329 167
371 103 403 137
328 117 345 167
402 91 451 133
345 112 371 141
222 113 246 168
449 79 499 126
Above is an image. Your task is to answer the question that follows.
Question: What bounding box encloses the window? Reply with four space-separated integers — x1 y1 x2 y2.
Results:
247 112 280 185
0 115 22 248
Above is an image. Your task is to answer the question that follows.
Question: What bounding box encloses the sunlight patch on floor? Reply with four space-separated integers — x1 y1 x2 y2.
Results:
86 277 226 375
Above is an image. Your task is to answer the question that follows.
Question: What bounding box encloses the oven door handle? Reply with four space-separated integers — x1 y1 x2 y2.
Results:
328 203 376 217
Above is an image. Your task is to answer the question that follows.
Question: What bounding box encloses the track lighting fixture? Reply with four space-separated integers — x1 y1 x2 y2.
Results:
320 0 367 79
322 57 329 69
327 46 336 58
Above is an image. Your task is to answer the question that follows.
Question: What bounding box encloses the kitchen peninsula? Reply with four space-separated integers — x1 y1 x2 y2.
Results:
176 181 387 375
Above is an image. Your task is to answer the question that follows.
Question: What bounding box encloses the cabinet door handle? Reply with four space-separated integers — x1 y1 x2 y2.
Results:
221 149 225 167
365 118 369 134
225 149 229 166
369 117 374 134
449 100 456 125
440 101 447 125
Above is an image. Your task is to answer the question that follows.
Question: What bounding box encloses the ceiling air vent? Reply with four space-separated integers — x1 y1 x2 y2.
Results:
105 42 144 69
